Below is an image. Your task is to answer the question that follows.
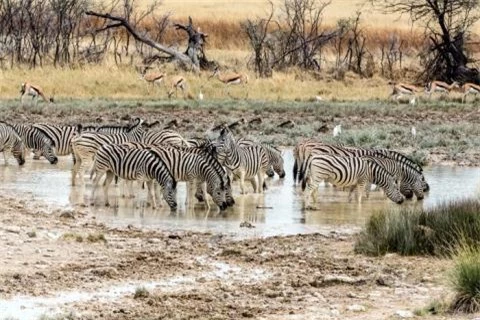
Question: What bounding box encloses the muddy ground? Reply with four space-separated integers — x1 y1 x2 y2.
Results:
0 194 476 320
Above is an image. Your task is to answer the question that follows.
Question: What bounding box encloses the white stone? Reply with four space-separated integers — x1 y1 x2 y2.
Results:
395 310 414 318
347 304 366 312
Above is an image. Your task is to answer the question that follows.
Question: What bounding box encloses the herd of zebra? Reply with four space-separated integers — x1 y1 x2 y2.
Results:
0 118 428 210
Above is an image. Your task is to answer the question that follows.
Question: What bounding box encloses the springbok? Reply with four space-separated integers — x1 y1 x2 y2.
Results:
461 82 480 103
209 66 248 97
167 76 187 99
388 81 423 105
425 80 460 99
20 82 52 106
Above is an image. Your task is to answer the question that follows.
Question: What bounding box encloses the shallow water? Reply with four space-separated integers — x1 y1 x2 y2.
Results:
0 149 479 237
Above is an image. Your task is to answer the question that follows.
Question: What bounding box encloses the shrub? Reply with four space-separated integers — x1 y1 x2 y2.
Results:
450 245 480 313
355 199 480 256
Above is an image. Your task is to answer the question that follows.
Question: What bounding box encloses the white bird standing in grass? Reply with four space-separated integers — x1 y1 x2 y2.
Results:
409 96 416 105
198 86 204 101
411 126 417 138
333 124 342 137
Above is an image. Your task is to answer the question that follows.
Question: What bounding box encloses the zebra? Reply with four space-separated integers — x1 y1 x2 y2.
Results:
10 123 58 164
215 127 269 194
301 154 405 207
295 142 429 192
80 119 160 134
33 123 81 158
0 123 26 165
90 144 177 209
143 129 191 148
362 157 425 200
121 142 229 210
71 118 145 186
237 137 285 178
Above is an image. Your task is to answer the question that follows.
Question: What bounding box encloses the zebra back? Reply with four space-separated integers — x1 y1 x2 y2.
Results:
143 129 190 148
33 123 80 156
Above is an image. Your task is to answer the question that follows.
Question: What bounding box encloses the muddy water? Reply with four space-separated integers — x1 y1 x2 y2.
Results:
1 149 479 237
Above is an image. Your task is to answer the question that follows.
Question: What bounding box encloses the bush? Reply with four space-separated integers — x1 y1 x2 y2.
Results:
355 199 480 256
450 245 480 313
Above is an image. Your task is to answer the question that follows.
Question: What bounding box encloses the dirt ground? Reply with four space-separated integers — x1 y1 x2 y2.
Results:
0 193 477 320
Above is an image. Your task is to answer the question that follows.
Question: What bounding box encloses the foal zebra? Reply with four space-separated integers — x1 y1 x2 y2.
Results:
237 138 285 178
91 144 177 209
215 127 269 194
11 123 58 164
0 123 26 165
122 142 229 210
71 118 144 185
301 154 405 207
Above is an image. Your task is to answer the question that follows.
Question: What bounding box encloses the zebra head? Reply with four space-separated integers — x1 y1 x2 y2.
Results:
207 181 228 211
160 178 177 210
272 152 286 178
215 127 235 156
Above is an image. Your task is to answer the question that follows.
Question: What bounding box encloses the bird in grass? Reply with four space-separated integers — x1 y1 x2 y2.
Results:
333 125 342 137
411 126 417 138
198 86 204 101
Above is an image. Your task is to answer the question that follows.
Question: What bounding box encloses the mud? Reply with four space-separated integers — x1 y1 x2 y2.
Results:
0 194 476 319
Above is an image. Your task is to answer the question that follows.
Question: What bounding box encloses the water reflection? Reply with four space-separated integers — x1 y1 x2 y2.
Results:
0 150 479 237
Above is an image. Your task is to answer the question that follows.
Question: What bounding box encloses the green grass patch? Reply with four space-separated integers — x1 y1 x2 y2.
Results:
450 245 480 313
355 199 480 256
134 286 150 299
86 233 107 243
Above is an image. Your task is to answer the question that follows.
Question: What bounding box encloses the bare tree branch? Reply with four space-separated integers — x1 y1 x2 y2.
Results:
85 10 198 71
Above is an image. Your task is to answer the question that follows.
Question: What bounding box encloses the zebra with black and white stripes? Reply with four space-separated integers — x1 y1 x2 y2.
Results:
71 118 145 185
90 144 177 209
294 142 429 193
363 156 425 200
301 154 405 207
237 138 285 178
215 127 269 194
0 123 26 166
11 123 58 164
121 142 229 210
32 123 81 158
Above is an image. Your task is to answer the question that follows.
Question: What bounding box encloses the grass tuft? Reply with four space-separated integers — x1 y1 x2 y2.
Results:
355 199 480 256
134 286 150 299
450 245 480 313
86 233 107 243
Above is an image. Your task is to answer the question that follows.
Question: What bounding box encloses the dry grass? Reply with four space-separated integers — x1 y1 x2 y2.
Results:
1 63 404 101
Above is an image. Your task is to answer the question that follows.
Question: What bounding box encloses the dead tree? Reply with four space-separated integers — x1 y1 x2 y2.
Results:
241 1 276 77
174 17 214 70
370 0 480 83
85 11 200 71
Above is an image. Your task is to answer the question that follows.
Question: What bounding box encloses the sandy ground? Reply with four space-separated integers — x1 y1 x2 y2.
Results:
0 194 477 320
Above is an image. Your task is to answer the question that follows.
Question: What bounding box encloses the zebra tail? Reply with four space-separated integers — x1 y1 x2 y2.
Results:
293 158 298 182
301 156 312 191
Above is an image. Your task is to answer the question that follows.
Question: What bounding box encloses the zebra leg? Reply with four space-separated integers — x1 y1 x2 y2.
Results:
348 186 356 202
357 183 366 203
239 171 247 194
90 171 104 205
103 171 115 207
127 180 135 198
257 171 265 194
3 151 8 165
201 182 210 210
71 152 81 186
154 182 164 207
146 181 157 209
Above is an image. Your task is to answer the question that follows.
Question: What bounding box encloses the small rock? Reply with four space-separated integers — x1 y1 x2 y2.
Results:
147 238 161 244
240 221 255 228
26 231 36 238
347 304 366 312
91 267 119 278
395 310 414 318
59 210 75 219
5 226 21 234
